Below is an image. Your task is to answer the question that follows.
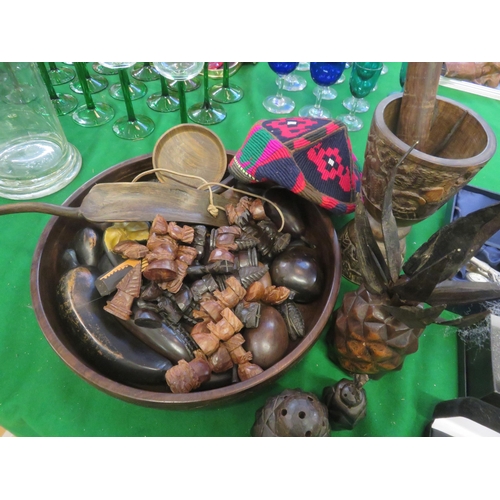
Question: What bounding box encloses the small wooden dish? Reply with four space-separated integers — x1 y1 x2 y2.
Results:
152 124 227 189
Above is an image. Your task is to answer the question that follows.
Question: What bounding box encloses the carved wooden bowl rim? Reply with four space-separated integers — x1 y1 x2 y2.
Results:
30 153 342 409
372 92 497 168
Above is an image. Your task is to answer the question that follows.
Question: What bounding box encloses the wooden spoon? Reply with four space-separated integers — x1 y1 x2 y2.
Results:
0 182 240 226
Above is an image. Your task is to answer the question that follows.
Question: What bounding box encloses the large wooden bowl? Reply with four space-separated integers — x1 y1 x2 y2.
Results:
30 154 341 409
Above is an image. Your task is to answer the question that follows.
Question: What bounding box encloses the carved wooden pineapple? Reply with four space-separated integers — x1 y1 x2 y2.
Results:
328 148 500 378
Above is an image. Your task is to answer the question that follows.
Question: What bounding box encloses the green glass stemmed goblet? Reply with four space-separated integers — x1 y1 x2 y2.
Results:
147 74 180 113
154 62 204 124
131 63 160 82
209 62 244 104
71 62 114 127
337 62 383 132
342 62 382 114
47 62 75 86
38 62 78 116
188 62 227 125
92 63 118 76
100 62 154 140
69 62 108 94
107 65 147 101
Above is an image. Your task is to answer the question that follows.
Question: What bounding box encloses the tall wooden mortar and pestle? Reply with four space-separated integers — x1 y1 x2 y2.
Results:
340 62 498 283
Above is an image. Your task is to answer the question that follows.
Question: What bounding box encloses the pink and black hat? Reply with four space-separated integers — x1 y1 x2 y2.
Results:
228 117 361 215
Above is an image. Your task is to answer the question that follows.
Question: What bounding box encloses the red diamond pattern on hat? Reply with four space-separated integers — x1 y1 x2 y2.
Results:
307 143 345 181
263 117 328 140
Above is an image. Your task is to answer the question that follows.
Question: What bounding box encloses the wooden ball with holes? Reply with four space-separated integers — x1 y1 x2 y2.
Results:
251 389 330 437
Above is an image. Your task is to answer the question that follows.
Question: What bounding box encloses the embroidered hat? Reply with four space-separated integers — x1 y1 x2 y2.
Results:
228 117 361 215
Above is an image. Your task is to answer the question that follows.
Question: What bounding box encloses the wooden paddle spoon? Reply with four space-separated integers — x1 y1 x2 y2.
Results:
0 182 241 227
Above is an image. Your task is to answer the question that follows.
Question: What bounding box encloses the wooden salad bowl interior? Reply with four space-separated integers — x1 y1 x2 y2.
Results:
30 153 341 409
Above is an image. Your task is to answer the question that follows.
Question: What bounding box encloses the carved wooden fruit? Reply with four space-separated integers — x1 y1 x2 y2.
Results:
243 305 289 369
326 285 423 377
57 266 173 388
270 245 324 303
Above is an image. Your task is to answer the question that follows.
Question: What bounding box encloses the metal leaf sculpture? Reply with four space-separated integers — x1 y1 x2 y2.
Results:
380 304 446 329
381 142 419 283
427 280 500 306
353 196 389 295
403 201 500 281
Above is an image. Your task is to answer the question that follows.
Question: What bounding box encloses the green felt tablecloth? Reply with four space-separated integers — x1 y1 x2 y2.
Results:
1 62 499 437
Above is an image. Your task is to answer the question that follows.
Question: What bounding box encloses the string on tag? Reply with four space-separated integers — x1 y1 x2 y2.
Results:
131 168 286 232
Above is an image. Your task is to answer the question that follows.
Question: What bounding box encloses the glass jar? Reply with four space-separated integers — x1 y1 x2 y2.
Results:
0 62 82 200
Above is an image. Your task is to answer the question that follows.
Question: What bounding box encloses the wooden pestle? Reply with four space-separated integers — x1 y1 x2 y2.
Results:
396 62 443 154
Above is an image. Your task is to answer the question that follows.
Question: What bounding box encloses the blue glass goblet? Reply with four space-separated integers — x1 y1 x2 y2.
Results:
299 62 345 119
262 62 299 114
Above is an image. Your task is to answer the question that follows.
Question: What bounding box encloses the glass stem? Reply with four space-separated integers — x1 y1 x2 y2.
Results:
177 80 188 123
37 63 58 100
348 97 359 119
276 76 285 100
160 76 170 97
222 62 230 89
314 86 324 110
74 62 95 110
118 69 136 122
83 63 91 79
48 62 58 72
202 62 211 110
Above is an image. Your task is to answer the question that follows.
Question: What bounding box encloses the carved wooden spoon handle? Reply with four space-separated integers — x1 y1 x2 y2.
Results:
0 202 82 219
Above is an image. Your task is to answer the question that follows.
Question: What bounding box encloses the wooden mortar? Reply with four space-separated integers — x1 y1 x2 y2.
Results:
363 92 496 223
340 63 496 283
